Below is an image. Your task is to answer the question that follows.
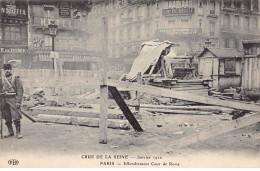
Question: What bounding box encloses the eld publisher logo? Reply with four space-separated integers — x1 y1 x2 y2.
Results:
8 159 19 165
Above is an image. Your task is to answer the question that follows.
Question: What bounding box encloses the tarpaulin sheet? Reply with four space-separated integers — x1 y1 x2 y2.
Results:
126 41 173 81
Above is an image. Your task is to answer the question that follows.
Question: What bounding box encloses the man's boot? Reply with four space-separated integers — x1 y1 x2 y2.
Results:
4 123 14 138
14 121 23 139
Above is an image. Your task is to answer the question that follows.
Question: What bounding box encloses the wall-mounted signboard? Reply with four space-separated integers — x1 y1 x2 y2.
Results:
0 47 28 53
0 3 27 18
162 7 195 16
59 2 71 18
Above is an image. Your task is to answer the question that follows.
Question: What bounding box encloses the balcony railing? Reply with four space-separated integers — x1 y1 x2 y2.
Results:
156 28 203 36
221 25 260 34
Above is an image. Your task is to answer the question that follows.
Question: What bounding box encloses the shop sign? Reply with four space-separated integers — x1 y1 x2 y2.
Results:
0 47 28 53
40 18 74 28
59 2 71 18
162 7 195 16
0 4 27 17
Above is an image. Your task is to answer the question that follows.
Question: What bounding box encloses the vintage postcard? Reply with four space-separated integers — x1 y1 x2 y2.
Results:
0 0 260 168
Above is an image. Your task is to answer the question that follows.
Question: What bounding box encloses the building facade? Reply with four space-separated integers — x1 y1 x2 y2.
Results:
88 0 260 74
0 0 29 69
28 0 100 70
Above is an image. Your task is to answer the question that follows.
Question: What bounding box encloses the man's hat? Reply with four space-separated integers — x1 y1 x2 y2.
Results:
3 64 12 70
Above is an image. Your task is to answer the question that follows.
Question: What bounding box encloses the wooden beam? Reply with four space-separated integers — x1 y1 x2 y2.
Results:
164 112 260 150
107 80 260 112
108 86 143 132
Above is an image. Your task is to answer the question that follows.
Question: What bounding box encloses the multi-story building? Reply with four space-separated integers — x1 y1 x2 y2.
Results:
27 0 100 70
0 0 29 69
88 0 260 74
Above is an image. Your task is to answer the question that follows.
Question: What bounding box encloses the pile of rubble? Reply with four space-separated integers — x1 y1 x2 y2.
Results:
208 87 260 104
22 88 93 110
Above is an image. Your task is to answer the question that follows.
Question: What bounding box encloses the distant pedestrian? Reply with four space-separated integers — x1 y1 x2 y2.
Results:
1 64 24 139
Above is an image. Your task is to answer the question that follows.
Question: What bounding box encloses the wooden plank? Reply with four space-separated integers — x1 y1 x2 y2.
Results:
37 114 130 130
171 87 208 91
30 106 127 120
177 79 205 83
140 104 233 112
107 80 260 112
143 108 213 115
108 86 143 132
164 112 260 150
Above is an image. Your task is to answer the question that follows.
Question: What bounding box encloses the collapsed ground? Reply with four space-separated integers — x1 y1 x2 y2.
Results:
0 87 260 167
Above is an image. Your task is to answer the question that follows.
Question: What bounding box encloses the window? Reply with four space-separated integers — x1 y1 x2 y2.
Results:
176 0 181 8
112 30 115 43
253 17 258 32
127 46 131 53
128 10 132 19
224 0 231 8
146 23 150 38
181 19 189 22
44 9 54 19
4 26 21 44
234 0 241 9
224 38 230 48
127 27 132 40
136 6 140 19
112 16 116 25
0 27 2 42
146 3 150 18
120 12 124 23
199 0 203 8
244 1 251 10
209 22 215 36
168 19 176 28
225 60 236 74
119 29 123 42
112 48 116 57
120 47 124 56
234 15 240 29
234 39 240 50
183 0 189 7
156 3 159 10
136 25 141 39
224 14 231 27
253 0 259 12
244 16 250 31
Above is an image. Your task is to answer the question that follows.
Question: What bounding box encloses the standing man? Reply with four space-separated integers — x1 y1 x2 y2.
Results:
1 64 24 139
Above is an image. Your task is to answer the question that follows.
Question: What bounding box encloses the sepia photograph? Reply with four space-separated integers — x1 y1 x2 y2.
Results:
0 0 260 168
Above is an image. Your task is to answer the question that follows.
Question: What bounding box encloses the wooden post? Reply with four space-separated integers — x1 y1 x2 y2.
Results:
135 72 142 112
99 17 109 144
0 96 2 139
99 84 108 144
